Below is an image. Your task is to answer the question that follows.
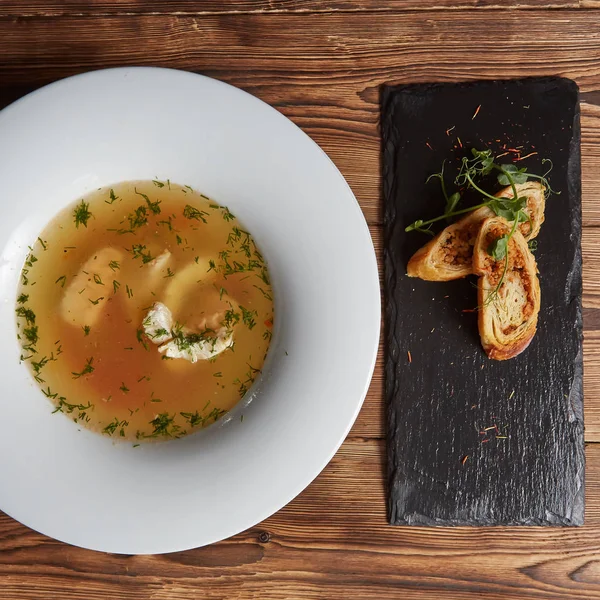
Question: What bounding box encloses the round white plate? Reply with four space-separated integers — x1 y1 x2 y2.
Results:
0 67 380 554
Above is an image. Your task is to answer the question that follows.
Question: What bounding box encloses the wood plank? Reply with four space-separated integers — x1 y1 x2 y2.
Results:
1 13 600 228
3 439 600 599
0 1 588 18
350 226 600 441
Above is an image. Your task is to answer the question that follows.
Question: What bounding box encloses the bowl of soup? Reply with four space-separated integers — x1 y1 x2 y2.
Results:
0 67 380 553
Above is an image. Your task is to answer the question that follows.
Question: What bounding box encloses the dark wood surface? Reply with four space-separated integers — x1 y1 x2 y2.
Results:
2 3 600 599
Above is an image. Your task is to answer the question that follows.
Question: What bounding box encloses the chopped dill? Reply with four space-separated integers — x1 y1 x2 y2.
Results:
127 204 148 231
164 267 175 278
16 306 36 324
73 200 93 228
257 269 271 286
120 382 130 393
108 260 120 271
52 398 93 419
135 188 161 214
89 296 104 305
72 356 94 379
157 216 173 231
222 206 235 222
17 293 29 304
253 285 273 301
113 279 120 293
42 387 58 399
240 306 258 330
103 417 129 437
222 308 240 329
180 411 203 427
83 325 91 336
126 284 133 299
105 188 119 204
183 204 209 223
129 244 154 264
136 328 149 350
93 273 104 285
55 275 67 287
23 325 38 345
147 412 180 437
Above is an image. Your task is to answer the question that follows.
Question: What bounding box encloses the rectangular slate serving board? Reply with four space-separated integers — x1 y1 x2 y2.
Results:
381 78 584 526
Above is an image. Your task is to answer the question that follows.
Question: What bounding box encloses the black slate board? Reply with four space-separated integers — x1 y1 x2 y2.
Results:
382 78 584 526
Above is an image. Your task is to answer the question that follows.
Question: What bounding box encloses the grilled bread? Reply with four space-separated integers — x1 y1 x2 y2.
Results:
473 216 541 360
406 181 546 281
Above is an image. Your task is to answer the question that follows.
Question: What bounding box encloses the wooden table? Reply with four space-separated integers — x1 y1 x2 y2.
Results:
1 2 600 598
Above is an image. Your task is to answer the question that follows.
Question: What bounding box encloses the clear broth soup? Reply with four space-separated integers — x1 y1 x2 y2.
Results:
16 181 274 441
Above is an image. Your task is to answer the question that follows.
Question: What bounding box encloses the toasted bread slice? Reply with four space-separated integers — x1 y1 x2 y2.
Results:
406 181 546 281
473 216 541 361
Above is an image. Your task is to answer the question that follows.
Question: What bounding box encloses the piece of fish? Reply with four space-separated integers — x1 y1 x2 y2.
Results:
158 329 233 363
141 301 233 363
142 301 173 344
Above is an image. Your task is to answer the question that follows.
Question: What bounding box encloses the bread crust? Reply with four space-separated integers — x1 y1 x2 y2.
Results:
406 181 546 281
473 216 541 360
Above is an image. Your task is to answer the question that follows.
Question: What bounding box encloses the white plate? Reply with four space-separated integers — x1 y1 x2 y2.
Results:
0 68 380 554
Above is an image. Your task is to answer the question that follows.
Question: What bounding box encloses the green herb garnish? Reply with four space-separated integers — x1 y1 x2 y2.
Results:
72 356 94 379
16 306 36 324
240 306 257 330
136 328 149 350
129 244 154 264
135 188 161 214
73 200 93 228
106 189 119 204
406 148 556 303
183 204 209 223
222 207 235 222
180 411 203 427
23 325 38 346
406 149 555 234
147 412 180 437
103 417 129 437
52 398 93 420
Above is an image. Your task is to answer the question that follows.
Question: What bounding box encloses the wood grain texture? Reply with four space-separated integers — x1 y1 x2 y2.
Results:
1 6 600 599
0 1 596 17
3 440 600 599
2 12 600 229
